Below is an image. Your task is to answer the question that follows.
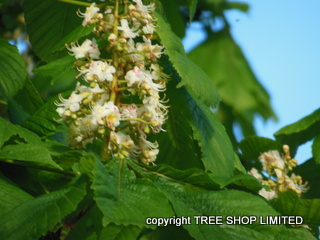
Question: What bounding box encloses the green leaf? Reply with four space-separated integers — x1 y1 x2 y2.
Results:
275 228 316 240
22 95 65 137
155 11 220 107
239 136 283 161
128 160 220 190
0 174 33 216
66 202 143 240
187 0 198 20
155 80 203 169
157 64 242 176
157 65 242 176
140 225 193 240
51 24 95 53
65 204 102 240
238 136 283 170
312 135 320 164
188 30 276 134
99 223 143 240
224 2 249 12
91 159 174 228
274 108 320 156
189 92 243 177
23 0 87 61
11 77 44 116
0 176 87 240
44 140 84 171
156 180 288 240
0 143 63 170
0 117 42 148
33 55 77 85
271 191 320 226
221 173 263 193
157 0 186 38
0 38 27 98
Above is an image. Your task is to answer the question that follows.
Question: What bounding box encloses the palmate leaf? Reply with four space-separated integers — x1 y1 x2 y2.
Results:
22 94 66 137
157 0 186 38
156 179 315 240
99 223 143 240
275 228 317 240
238 136 283 171
0 38 27 99
91 158 174 228
33 55 77 85
66 203 143 240
274 108 320 156
188 91 245 177
140 225 193 240
239 136 283 160
0 176 87 240
220 173 262 193
158 80 240 176
0 143 62 170
155 79 203 170
10 77 44 116
0 174 33 216
155 11 220 107
271 191 320 226
135 163 220 190
156 59 241 176
0 117 42 148
188 30 276 137
23 0 90 61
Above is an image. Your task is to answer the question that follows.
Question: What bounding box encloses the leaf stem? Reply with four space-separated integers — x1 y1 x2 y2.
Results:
57 0 91 7
1 159 78 177
122 118 150 125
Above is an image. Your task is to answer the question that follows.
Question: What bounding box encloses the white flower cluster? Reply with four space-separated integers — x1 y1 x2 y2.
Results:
248 145 308 200
56 0 168 164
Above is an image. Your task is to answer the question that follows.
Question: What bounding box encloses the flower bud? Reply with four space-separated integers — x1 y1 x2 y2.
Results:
98 128 105 134
64 110 72 116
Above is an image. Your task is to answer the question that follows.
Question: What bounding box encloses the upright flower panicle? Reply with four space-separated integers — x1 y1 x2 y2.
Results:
248 145 308 200
56 1 169 165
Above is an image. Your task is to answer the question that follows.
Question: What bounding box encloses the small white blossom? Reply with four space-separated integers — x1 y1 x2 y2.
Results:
259 188 278 200
259 150 285 176
80 61 116 82
66 39 100 59
133 0 155 14
110 131 137 151
125 66 145 86
78 116 99 133
118 19 139 39
91 101 120 129
136 36 163 59
56 92 83 115
126 39 144 62
78 3 100 26
248 168 263 181
286 174 309 194
121 104 138 123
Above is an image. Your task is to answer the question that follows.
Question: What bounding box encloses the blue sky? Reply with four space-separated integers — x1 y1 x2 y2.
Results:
183 0 320 163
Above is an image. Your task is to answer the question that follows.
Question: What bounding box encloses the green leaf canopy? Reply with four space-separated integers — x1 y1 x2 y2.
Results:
0 38 27 99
